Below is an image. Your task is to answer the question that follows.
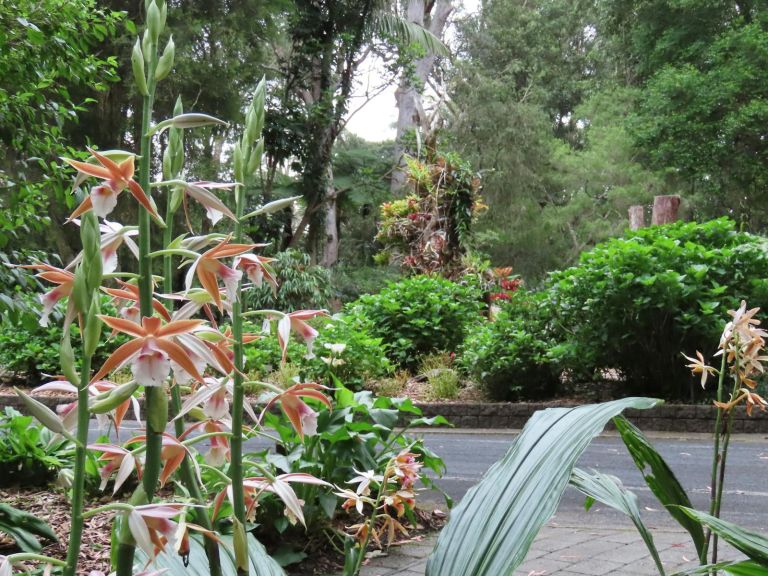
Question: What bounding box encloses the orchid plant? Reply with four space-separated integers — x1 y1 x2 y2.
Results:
9 2 333 575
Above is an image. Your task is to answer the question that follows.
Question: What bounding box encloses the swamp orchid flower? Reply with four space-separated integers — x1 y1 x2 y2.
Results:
261 382 332 440
214 473 330 526
184 238 255 312
88 443 141 493
68 219 139 274
19 264 76 327
275 309 329 361
63 148 161 222
91 316 207 387
127 504 190 562
104 280 172 324
234 253 278 295
125 433 198 487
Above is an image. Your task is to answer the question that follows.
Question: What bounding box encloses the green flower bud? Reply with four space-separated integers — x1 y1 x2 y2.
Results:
60 333 79 386
84 297 102 358
72 265 89 315
147 388 169 433
233 142 244 183
81 212 102 292
131 38 149 97
162 147 172 180
147 1 162 45
247 139 263 176
159 1 167 31
155 36 175 81
170 186 184 213
233 517 248 573
142 30 153 64
90 382 139 414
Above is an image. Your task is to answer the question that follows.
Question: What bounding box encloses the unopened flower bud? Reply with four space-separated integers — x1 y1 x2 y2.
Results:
147 0 162 45
131 38 149 96
84 297 102 358
60 334 79 385
155 36 175 81
233 142 244 183
142 30 153 64
247 139 263 176
147 387 169 433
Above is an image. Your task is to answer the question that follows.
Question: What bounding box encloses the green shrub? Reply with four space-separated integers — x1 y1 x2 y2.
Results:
347 275 484 368
0 407 72 487
243 312 392 390
544 218 768 399
244 249 333 312
0 293 124 383
460 291 560 401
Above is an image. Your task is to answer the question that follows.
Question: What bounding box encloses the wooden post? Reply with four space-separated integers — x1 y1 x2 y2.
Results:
628 205 645 230
651 195 680 225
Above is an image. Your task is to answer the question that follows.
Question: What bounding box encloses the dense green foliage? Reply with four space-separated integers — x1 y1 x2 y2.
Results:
244 249 334 312
256 388 448 534
0 407 72 487
460 291 560 401
244 313 392 389
545 218 768 399
347 275 484 368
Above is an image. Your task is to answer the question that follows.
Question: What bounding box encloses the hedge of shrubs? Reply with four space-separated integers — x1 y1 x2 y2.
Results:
5 218 768 402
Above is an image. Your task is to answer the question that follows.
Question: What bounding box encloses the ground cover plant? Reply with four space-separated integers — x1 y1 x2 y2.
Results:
0 4 446 575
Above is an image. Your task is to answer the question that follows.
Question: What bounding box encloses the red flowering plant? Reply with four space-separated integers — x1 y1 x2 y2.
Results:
8 3 330 576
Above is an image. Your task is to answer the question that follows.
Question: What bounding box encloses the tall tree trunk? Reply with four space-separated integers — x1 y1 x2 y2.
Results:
320 165 339 266
391 0 453 194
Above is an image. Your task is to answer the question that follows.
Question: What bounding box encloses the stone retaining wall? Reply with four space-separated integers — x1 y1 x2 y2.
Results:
407 402 768 433
2 395 767 433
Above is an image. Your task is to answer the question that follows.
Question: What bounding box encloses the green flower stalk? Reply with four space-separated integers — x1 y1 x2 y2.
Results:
228 78 266 575
63 211 102 576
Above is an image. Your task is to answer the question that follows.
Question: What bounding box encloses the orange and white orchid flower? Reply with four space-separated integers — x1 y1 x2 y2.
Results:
176 377 258 423
275 309 329 361
18 263 76 327
63 148 161 221
36 378 140 435
88 443 141 493
91 316 207 387
261 382 332 440
179 418 232 466
125 433 197 487
181 181 238 227
67 219 139 274
103 280 172 325
184 238 255 312
214 473 330 526
235 253 278 295
127 503 186 562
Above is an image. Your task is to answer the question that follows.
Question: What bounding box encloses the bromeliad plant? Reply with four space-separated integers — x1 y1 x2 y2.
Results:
427 301 768 576
9 2 329 575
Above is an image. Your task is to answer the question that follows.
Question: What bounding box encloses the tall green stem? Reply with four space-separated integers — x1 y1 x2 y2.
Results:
116 38 160 576
702 353 727 564
229 182 248 575
63 352 91 576
164 197 223 576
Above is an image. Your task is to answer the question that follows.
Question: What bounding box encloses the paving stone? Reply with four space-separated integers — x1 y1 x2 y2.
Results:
565 558 626 575
515 557 572 575
592 542 654 564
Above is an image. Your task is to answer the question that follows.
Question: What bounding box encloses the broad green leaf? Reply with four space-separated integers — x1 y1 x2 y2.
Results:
135 533 286 575
571 468 665 575
614 415 706 560
679 508 768 566
0 504 58 553
425 397 661 576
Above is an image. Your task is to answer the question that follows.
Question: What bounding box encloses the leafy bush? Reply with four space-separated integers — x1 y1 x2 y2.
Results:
0 407 72 486
330 264 402 303
255 387 448 535
460 290 560 401
244 249 333 312
544 218 768 399
347 275 484 368
0 293 124 383
243 312 392 389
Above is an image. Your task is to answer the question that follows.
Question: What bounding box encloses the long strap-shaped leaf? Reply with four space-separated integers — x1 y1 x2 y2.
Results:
679 508 768 567
135 533 286 575
426 397 661 576
614 415 707 561
571 468 666 575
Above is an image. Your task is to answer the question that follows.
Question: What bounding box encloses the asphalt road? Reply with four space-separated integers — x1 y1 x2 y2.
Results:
419 430 768 530
91 423 768 530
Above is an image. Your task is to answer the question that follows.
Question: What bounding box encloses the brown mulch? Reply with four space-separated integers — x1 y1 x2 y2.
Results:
0 488 113 575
